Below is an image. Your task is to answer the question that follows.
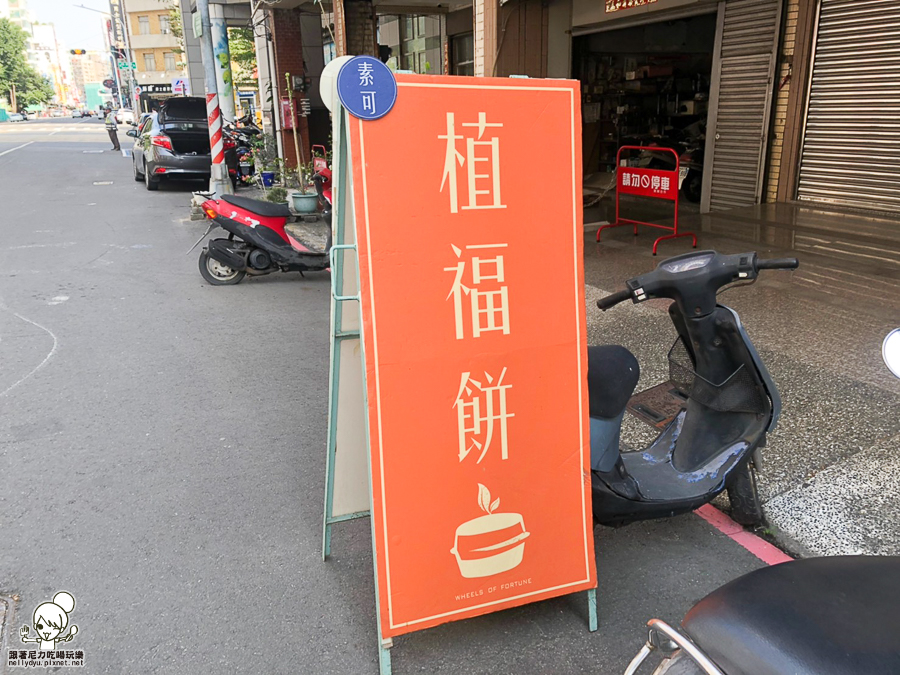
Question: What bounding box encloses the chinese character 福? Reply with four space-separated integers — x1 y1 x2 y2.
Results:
445 244 510 339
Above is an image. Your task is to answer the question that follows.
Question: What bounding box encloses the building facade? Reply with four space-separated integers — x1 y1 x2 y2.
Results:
70 50 112 108
125 0 184 109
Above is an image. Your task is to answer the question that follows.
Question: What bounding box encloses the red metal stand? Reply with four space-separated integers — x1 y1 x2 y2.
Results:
596 146 697 255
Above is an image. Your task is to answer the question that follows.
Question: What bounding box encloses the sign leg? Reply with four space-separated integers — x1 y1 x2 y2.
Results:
322 107 351 563
588 588 598 632
379 639 393 675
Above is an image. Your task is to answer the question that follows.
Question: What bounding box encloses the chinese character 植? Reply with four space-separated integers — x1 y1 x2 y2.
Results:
439 112 506 213
445 244 510 340
454 368 514 463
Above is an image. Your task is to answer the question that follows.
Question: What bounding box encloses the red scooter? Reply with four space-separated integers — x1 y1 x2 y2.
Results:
190 168 333 285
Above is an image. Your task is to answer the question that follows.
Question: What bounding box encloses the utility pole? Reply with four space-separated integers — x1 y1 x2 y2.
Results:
10 83 17 113
120 0 138 110
197 0 233 196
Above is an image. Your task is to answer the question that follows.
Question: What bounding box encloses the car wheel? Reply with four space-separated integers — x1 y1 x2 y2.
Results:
199 250 245 285
144 162 159 191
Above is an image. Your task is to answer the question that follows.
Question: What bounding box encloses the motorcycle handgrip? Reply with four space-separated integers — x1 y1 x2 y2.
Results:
596 289 632 311
756 257 799 271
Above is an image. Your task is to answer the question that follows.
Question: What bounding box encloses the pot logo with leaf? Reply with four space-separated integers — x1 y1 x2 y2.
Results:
450 484 530 578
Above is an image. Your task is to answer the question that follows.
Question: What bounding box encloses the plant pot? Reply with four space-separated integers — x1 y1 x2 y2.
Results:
291 192 319 214
261 171 275 187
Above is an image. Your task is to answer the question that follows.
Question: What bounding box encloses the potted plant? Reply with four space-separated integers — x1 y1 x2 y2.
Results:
291 161 319 214
265 186 289 206
251 133 278 188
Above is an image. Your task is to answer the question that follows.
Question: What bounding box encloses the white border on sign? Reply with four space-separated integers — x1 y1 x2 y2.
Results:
357 80 589 631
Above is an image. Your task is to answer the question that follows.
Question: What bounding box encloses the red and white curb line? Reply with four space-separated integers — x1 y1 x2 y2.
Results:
695 505 793 566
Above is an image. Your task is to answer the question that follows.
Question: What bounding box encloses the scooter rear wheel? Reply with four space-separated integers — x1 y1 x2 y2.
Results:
727 462 765 526
199 250 246 286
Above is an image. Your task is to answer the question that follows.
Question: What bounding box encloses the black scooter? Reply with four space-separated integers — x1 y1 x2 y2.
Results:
588 250 798 526
623 332 900 675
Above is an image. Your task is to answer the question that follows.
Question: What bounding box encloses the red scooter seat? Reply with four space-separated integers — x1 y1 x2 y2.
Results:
221 194 290 219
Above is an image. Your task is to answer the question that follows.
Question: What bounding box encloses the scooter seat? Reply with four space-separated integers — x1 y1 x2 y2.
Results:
221 194 291 218
682 556 900 675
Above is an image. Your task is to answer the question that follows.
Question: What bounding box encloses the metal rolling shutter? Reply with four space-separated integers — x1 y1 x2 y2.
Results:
798 0 900 212
703 0 782 212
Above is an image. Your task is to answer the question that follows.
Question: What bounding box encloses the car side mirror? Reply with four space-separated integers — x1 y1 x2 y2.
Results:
126 129 137 138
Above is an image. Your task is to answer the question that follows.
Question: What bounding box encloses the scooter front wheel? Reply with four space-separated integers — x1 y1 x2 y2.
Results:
727 462 765 526
199 250 246 286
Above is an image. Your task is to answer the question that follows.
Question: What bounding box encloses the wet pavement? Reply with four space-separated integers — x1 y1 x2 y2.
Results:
584 201 900 556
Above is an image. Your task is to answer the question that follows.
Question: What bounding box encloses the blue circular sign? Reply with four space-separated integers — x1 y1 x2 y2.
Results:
336 56 398 121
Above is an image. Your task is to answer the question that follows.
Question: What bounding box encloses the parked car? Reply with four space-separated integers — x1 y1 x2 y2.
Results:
8 113 25 122
71 110 83 118
50 109 65 117
116 108 135 125
128 98 238 191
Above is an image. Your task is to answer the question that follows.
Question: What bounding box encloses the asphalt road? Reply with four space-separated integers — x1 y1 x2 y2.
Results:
0 118 767 674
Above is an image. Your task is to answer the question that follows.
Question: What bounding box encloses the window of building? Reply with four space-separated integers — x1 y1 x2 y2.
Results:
164 52 176 70
138 16 150 35
452 33 474 76
143 52 156 71
159 14 170 34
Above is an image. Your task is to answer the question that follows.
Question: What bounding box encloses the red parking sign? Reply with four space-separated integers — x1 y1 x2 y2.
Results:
618 167 678 200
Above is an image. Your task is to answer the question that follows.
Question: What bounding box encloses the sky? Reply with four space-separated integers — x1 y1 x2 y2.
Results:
27 0 111 52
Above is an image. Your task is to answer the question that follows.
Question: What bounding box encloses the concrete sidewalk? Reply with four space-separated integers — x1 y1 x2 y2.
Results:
585 201 900 558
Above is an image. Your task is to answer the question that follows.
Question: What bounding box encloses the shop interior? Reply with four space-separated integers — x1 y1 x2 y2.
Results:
573 13 717 214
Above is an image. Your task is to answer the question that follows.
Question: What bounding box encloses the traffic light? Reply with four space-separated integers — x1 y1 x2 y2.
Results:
70 49 87 55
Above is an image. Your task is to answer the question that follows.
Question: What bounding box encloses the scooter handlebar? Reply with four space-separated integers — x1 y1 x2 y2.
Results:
756 257 799 271
596 289 632 311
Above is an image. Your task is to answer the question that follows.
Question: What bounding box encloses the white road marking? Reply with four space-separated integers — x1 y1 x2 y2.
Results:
0 141 34 157
6 242 77 250
0 311 59 398
48 295 69 305
122 149 130 157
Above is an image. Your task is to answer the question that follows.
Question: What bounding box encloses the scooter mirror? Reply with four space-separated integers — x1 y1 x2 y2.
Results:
883 328 900 379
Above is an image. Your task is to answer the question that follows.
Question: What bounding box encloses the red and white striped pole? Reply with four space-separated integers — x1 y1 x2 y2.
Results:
207 93 225 167
197 0 232 196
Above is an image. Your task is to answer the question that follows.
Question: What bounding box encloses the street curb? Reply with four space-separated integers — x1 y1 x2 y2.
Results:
695 505 794 565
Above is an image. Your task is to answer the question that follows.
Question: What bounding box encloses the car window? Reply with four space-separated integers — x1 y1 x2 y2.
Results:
139 117 153 135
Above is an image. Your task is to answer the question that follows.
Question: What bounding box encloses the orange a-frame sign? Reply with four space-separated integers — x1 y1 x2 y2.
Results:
347 74 595 638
